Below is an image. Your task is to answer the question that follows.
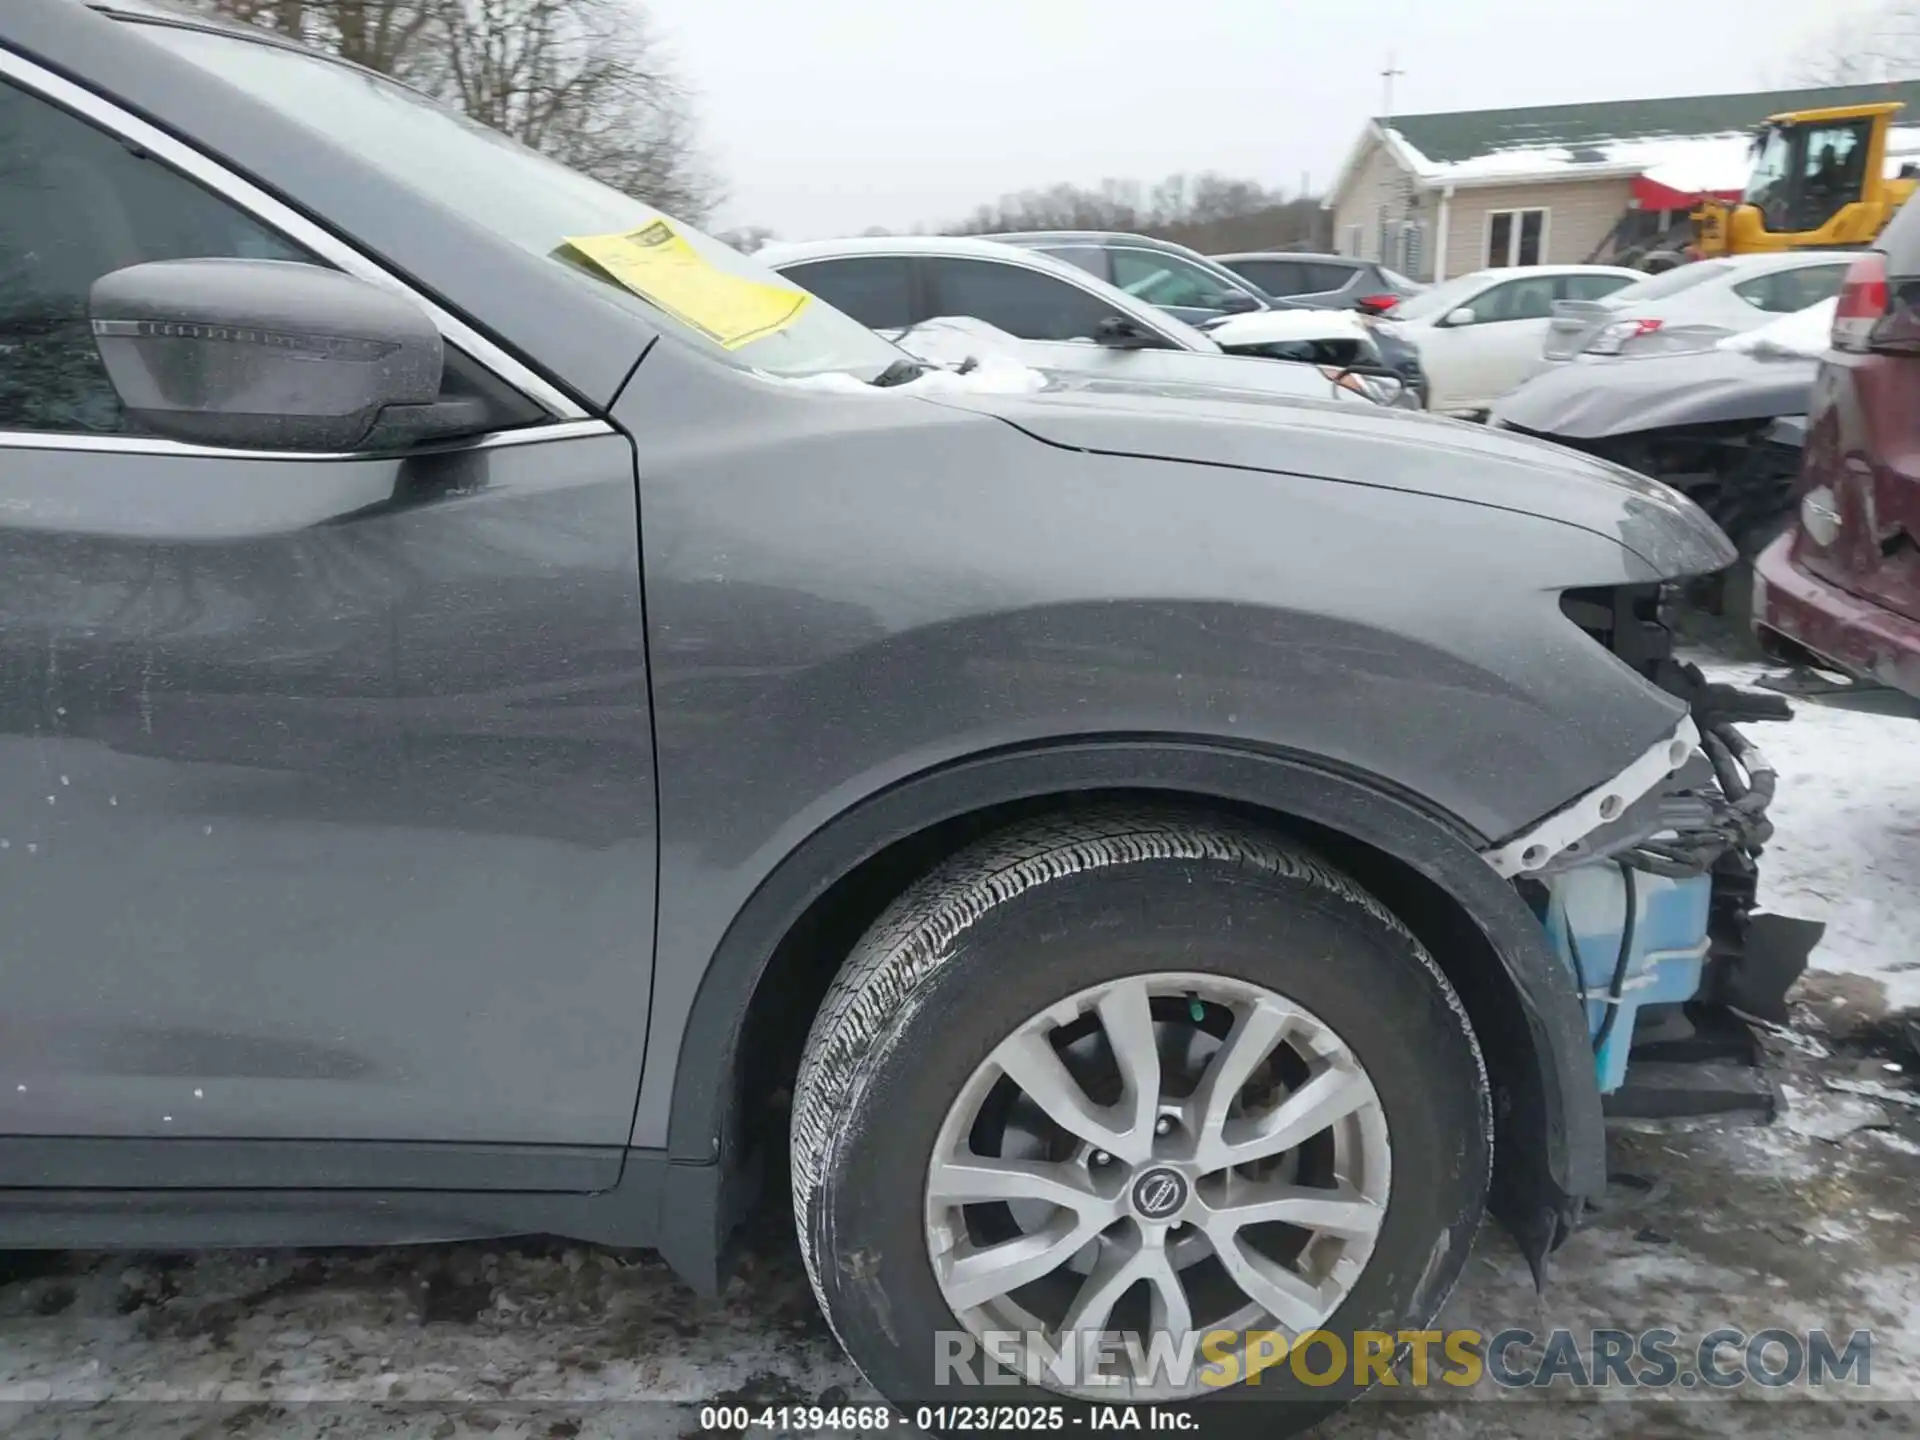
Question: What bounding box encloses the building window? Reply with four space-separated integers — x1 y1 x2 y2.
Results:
1486 208 1547 266
1342 225 1363 257
1401 223 1425 278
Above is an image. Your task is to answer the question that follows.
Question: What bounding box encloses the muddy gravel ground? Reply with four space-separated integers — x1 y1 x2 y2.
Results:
0 661 1913 1440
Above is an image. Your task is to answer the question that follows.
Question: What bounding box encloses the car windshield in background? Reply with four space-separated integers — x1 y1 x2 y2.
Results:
130 20 906 383
1385 274 1486 321
1606 261 1737 305
1118 265 1202 305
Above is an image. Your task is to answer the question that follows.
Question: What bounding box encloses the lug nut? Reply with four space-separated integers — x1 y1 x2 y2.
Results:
1154 1116 1174 1135
1091 1151 1111 1166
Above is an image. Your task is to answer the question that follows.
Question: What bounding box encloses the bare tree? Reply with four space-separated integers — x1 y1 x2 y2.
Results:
430 0 717 218
1787 0 1920 84
188 1 440 74
187 0 721 219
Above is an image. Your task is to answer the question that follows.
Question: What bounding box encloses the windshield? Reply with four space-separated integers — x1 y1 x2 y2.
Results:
133 20 905 381
1110 247 1265 311
1385 273 1487 322
1605 260 1735 305
1743 126 1794 211
1182 251 1271 303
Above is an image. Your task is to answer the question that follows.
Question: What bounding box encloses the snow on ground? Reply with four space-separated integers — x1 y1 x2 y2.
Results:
0 663 1912 1438
1708 658 1920 1012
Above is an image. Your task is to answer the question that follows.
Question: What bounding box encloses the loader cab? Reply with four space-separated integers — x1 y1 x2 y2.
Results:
1714 102 1907 254
1741 115 1874 234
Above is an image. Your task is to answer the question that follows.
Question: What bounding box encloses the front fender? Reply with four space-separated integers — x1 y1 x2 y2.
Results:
618 340 1686 1163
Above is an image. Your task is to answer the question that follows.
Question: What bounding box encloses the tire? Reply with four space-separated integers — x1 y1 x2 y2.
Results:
791 808 1491 1437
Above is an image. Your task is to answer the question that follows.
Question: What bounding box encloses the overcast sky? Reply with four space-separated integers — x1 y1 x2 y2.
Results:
639 0 1845 238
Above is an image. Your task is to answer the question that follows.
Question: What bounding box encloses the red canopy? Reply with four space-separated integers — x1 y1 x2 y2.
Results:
1632 174 1742 211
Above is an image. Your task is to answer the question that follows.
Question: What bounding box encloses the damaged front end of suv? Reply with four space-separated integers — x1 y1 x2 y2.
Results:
903 390 1831 1283
1482 574 1824 1270
1489 579 1820 1113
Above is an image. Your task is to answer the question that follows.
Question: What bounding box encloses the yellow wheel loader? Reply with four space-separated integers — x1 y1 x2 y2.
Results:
1693 101 1917 258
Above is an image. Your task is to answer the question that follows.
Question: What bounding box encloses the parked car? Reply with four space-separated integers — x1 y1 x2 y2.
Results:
1539 252 1855 366
1213 251 1425 313
1492 322 1820 558
0 2 1816 1431
1374 265 1643 416
763 235 1413 408
1754 205 1920 700
988 229 1431 404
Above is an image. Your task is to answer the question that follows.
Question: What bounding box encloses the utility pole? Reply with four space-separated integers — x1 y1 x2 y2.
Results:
1380 50 1405 125
1378 52 1408 271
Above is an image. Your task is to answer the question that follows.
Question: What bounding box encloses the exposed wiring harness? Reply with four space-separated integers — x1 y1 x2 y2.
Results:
1618 663 1786 879
1621 720 1777 877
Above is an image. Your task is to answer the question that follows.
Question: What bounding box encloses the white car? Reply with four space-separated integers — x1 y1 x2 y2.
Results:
762 235 1413 407
1373 264 1642 415
1538 251 1855 365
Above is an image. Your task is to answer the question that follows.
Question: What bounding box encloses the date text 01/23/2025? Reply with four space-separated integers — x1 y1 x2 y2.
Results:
698 1405 1194 1431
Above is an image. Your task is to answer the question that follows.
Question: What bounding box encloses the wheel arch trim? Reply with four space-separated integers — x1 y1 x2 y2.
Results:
666 737 1607 1213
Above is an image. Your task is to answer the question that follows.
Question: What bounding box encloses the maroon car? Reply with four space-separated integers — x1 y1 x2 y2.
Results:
1754 202 1920 699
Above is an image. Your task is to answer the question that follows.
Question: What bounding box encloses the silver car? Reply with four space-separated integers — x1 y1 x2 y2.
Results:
1540 251 1855 364
763 234 1415 407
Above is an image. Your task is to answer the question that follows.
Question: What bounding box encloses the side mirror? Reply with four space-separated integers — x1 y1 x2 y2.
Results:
1324 362 1413 408
1212 290 1262 315
1095 315 1162 350
90 259 443 451
1443 306 1477 327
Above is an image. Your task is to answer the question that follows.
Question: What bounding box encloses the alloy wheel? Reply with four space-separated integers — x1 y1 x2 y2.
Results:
924 971 1391 1401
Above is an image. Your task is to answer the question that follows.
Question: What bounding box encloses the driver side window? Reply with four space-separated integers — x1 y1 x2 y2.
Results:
0 79 538 446
0 79 312 435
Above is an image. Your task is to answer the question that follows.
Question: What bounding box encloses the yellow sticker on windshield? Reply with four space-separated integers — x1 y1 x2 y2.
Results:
562 220 811 349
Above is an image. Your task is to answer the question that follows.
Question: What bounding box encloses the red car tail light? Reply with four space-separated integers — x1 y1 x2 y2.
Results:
1831 252 1889 353
1585 317 1664 355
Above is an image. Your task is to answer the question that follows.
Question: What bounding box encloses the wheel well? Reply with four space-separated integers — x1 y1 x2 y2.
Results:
731 787 1551 1221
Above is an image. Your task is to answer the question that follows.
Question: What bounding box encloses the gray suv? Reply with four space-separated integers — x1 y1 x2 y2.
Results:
0 2 1805 1431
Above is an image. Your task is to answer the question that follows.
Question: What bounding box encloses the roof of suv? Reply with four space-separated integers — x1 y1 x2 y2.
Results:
1709 250 1861 276
989 231 1215 261
762 234 1083 266
1446 264 1645 285
1213 252 1361 266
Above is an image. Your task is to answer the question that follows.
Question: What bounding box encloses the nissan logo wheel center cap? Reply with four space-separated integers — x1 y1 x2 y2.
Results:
1129 1166 1189 1220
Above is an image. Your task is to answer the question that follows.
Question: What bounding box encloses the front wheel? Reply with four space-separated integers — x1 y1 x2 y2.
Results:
791 810 1492 1434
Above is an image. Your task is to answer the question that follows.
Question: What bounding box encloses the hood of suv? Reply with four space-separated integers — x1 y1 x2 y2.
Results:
927 384 1736 579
